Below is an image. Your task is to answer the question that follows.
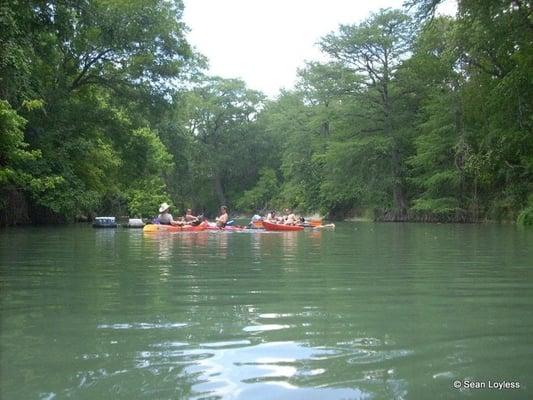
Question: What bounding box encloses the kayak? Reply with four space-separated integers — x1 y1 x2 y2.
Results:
210 226 246 231
308 218 323 227
251 220 264 229
206 222 246 231
300 222 336 229
262 221 304 231
312 223 336 229
262 220 334 231
143 222 208 233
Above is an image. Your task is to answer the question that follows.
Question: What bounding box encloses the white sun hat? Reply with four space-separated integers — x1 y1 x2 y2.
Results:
159 202 170 213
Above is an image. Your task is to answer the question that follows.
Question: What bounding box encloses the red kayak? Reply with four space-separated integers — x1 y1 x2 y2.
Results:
143 221 208 233
262 220 304 231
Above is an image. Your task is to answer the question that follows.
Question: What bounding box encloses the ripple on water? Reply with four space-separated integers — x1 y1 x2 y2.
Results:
122 340 404 399
181 341 375 400
258 313 294 319
97 322 188 330
199 340 252 348
348 348 413 365
242 324 291 332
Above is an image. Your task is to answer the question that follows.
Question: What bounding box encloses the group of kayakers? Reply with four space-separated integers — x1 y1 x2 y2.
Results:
157 202 316 229
157 203 229 228
252 208 304 226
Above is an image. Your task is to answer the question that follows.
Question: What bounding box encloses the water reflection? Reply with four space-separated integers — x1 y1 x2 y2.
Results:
142 232 176 261
142 231 211 265
98 322 188 330
210 231 229 259
142 340 376 400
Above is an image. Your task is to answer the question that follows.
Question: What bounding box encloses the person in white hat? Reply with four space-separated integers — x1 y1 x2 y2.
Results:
157 202 183 226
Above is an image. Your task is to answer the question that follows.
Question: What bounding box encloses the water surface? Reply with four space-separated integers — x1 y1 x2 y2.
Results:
1 223 532 399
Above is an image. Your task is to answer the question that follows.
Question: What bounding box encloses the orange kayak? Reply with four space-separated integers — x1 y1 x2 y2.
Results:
262 220 304 231
143 222 208 233
308 218 323 227
251 220 264 229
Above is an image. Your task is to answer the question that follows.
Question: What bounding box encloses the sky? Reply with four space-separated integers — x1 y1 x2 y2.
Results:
183 0 456 98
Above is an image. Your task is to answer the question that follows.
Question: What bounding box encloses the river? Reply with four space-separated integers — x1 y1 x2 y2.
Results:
1 223 532 399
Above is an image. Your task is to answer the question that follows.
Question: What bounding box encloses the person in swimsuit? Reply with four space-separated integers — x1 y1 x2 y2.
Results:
216 205 229 228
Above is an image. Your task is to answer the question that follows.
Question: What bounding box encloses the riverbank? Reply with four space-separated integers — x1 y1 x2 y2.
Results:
2 203 531 227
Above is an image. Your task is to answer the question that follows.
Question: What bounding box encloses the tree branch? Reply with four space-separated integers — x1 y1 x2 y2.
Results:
69 49 114 91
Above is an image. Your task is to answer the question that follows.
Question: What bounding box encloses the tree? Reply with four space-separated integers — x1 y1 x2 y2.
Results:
399 17 472 218
320 9 415 216
235 168 279 212
178 77 266 209
0 100 61 224
456 0 533 219
253 91 323 211
0 0 197 223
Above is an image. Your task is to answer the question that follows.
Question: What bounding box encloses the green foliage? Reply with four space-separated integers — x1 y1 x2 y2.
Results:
411 197 459 215
319 9 415 213
120 127 173 180
249 4 532 221
517 205 533 226
0 0 197 224
0 100 35 173
235 168 279 212
176 77 267 209
125 178 170 218
253 92 325 212
321 136 392 210
0 100 61 210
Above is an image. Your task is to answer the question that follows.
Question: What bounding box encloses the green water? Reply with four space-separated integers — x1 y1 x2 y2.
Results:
1 223 532 399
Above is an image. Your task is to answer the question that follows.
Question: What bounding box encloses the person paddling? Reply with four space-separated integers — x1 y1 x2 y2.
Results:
265 210 277 223
216 205 229 228
285 208 298 225
157 203 183 226
249 214 262 227
184 208 199 225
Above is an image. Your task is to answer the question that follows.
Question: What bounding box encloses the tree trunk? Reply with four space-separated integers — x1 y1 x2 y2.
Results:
0 189 31 226
391 146 407 217
321 101 330 136
383 77 407 218
454 92 466 209
321 120 330 136
213 174 227 205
